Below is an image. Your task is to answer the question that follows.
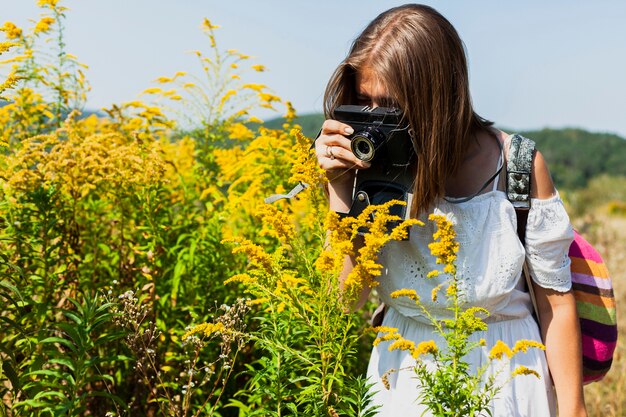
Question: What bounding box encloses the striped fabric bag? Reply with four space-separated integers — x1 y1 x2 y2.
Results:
507 133 618 384
569 230 617 383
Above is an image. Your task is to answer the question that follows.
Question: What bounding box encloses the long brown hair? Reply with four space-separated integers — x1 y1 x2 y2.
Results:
324 4 492 217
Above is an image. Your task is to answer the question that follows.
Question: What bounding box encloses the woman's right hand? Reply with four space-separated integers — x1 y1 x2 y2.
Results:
314 119 371 184
314 119 371 212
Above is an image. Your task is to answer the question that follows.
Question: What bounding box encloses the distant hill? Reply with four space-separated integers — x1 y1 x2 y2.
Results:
273 113 626 191
517 128 626 189
265 113 324 139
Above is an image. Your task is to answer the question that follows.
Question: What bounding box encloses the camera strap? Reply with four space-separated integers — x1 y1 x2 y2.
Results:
264 182 309 204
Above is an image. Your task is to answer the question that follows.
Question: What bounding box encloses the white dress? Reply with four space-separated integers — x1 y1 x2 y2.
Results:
366 170 574 415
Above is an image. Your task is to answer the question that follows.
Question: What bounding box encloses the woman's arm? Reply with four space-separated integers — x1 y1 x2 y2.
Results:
531 150 587 417
533 286 586 416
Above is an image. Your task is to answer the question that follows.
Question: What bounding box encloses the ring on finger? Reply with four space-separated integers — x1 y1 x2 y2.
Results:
327 145 335 160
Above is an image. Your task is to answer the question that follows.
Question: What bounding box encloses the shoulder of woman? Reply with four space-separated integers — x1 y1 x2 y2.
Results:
531 149 557 199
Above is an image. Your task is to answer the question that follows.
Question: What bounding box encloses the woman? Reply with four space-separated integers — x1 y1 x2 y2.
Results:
314 4 587 416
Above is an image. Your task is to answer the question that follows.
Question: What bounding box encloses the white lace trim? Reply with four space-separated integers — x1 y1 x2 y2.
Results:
525 193 574 292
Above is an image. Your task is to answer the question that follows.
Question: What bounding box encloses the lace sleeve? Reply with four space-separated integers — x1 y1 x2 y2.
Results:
524 193 574 292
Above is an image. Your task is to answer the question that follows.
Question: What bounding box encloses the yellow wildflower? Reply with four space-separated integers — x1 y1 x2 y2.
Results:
226 122 254 141
220 89 237 105
201 18 220 30
458 307 489 333
37 0 59 7
142 87 162 95
488 340 513 360
314 251 336 274
242 83 266 92
428 213 460 276
247 297 269 306
247 116 263 124
0 41 16 54
512 365 541 378
182 322 225 340
512 339 546 354
0 72 20 95
284 101 297 121
252 64 266 72
373 332 401 347
413 340 438 358
1 22 22 39
289 129 325 187
426 270 440 279
340 200 422 295
388 338 416 352
368 326 399 334
431 283 443 302
259 92 281 103
34 17 55 33
224 273 257 285
224 238 274 273
257 203 296 242
390 288 420 303
381 369 394 390
446 282 457 297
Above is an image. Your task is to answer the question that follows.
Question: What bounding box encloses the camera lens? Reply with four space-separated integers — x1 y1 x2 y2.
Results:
356 140 372 157
350 127 384 162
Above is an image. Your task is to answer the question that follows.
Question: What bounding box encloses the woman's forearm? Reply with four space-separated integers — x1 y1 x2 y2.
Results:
327 176 354 213
540 294 587 416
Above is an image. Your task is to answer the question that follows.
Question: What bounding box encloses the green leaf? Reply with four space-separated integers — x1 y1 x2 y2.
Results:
0 280 24 303
56 322 85 346
61 309 84 326
33 390 67 400
24 369 66 379
39 336 77 352
48 358 76 372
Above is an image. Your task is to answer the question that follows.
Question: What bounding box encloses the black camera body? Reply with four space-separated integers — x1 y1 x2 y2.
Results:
334 104 417 224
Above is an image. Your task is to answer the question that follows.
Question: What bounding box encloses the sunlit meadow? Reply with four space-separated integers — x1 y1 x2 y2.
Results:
0 1 623 416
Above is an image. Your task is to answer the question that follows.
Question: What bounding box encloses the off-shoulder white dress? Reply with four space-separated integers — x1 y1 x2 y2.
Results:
367 141 574 416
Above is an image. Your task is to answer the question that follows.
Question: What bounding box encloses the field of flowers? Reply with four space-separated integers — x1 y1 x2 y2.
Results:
0 2 383 415
1 2 624 416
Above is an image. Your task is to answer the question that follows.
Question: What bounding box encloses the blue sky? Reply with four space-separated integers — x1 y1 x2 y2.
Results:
3 0 626 137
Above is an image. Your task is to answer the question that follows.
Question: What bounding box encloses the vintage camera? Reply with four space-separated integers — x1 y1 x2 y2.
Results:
334 104 417 226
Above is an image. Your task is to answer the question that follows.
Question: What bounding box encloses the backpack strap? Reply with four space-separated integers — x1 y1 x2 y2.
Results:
507 134 536 244
507 134 540 321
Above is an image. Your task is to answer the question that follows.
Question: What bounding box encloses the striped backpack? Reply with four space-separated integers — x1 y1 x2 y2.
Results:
507 134 617 384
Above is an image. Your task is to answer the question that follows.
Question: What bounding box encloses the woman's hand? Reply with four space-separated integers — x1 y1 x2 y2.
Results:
314 119 371 183
315 119 371 213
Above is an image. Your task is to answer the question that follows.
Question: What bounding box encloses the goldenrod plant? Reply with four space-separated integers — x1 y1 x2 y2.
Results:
0 0 89 144
220 197 410 415
370 213 545 417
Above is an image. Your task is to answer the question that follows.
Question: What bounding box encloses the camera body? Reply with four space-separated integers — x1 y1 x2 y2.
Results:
334 104 417 224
